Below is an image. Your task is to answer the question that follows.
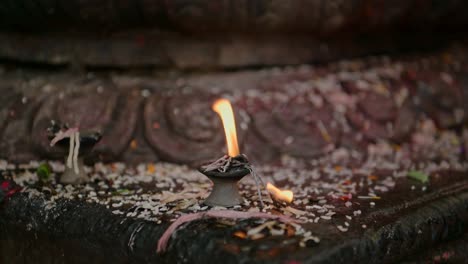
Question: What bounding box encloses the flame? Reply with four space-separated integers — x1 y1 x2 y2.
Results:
212 99 240 157
266 182 293 203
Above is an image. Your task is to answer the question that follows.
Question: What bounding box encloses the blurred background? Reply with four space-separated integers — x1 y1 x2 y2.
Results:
0 0 467 166
1 0 467 69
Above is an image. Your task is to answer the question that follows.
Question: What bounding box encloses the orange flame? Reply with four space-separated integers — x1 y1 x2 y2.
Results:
212 99 240 157
266 182 293 203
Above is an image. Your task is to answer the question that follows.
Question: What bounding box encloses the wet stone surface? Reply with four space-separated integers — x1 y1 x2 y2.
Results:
0 148 468 263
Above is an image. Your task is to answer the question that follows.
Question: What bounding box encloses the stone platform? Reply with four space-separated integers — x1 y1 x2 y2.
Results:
0 43 468 263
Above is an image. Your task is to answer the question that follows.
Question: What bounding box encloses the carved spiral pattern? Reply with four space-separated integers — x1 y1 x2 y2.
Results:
345 91 416 142
0 87 39 162
31 80 140 161
144 88 249 164
248 91 341 158
404 69 467 128
0 53 467 165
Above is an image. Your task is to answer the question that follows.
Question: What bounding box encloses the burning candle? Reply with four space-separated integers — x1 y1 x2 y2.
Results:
266 182 293 203
212 99 240 157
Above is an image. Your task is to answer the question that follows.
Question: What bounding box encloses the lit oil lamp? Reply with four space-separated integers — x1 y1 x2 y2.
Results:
200 99 294 207
199 99 252 207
